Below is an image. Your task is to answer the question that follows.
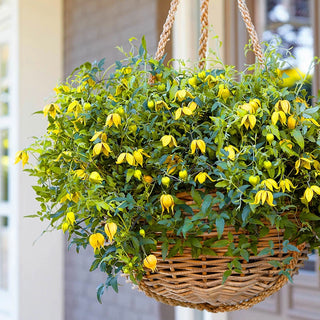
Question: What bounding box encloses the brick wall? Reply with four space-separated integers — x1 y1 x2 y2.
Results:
63 1 174 320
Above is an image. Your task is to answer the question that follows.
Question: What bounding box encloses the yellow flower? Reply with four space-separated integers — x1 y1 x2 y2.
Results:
116 152 135 166
224 145 239 161
252 190 275 206
43 103 60 118
188 76 198 87
301 117 320 127
121 67 132 74
179 170 188 180
271 111 287 126
134 169 142 180
279 139 293 149
155 100 170 111
104 222 117 242
295 157 313 174
217 84 231 101
89 171 103 184
66 212 75 225
133 149 150 167
93 142 111 157
194 172 214 184
60 193 71 203
164 155 181 174
279 179 295 192
105 113 121 128
173 89 194 102
275 100 291 114
90 131 107 142
174 105 194 120
74 169 87 179
190 139 206 154
160 135 177 148
160 194 175 213
89 233 105 250
14 150 29 168
161 176 170 187
62 222 69 233
301 186 320 202
204 75 219 87
240 114 256 130
261 179 279 191
71 192 80 203
144 254 157 272
67 100 82 118
287 115 297 129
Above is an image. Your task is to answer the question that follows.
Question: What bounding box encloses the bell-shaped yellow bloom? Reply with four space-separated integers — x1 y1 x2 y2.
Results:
62 222 69 233
143 254 157 272
224 145 239 161
143 175 153 184
194 172 214 184
271 111 287 126
134 169 142 180
133 149 149 167
261 179 279 191
105 113 121 128
302 185 320 202
60 193 71 203
89 233 105 250
160 135 177 148
173 89 194 102
301 117 320 127
179 170 188 180
93 142 111 157
66 212 75 225
90 131 107 142
43 103 60 118
116 152 135 166
74 169 87 180
174 105 194 120
279 179 295 192
71 192 80 203
217 84 231 102
190 139 206 154
164 155 181 174
204 75 219 87
188 76 198 87
160 194 175 213
67 100 82 118
89 171 103 184
155 100 170 111
240 114 256 130
295 157 313 174
14 150 29 168
104 222 117 242
252 190 275 206
275 100 291 114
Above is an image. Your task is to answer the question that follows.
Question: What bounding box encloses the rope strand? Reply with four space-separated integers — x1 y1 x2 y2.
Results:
198 0 209 69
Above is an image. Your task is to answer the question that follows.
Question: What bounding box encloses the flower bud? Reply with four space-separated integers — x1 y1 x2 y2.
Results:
139 229 145 237
179 170 188 180
144 254 157 272
161 177 170 187
89 171 103 184
104 222 117 242
288 115 297 129
134 169 142 180
66 211 75 225
62 222 69 233
143 175 153 184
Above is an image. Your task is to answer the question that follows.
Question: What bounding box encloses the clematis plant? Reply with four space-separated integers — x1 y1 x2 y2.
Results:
18 38 320 300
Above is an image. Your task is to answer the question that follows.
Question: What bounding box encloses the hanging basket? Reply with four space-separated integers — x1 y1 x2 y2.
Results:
139 192 308 312
20 0 320 313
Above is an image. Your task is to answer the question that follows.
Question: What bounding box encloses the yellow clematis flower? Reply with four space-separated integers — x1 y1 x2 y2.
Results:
104 222 117 242
66 212 75 225
89 171 103 184
62 222 69 233
240 114 256 130
116 152 135 166
295 157 313 174
89 233 105 251
144 254 157 272
60 193 71 203
190 139 206 154
93 143 111 157
188 76 198 87
224 145 239 161
71 192 80 203
14 150 29 168
204 75 219 88
271 111 287 126
164 155 181 174
43 103 60 118
105 113 121 128
194 172 214 184
155 100 170 111
133 149 150 167
252 190 275 206
160 135 177 148
74 169 87 180
173 89 194 102
143 175 153 184
67 100 82 118
160 194 175 213
90 131 107 142
275 100 291 114
301 185 320 202
279 179 295 192
217 84 231 101
261 179 279 191
174 105 194 120
134 169 142 180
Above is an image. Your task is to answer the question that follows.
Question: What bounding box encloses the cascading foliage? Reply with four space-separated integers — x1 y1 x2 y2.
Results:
18 39 320 301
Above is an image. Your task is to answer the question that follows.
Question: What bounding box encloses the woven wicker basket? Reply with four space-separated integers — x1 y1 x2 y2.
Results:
139 192 308 312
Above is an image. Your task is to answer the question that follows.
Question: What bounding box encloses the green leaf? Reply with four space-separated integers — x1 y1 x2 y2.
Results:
258 247 272 256
201 194 212 214
96 283 105 304
215 181 229 188
216 217 225 239
240 249 249 262
191 188 202 207
291 128 304 149
161 241 169 260
202 248 217 256
212 240 229 248
222 270 232 284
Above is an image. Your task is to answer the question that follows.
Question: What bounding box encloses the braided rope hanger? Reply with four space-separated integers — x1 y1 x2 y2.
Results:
154 0 265 68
